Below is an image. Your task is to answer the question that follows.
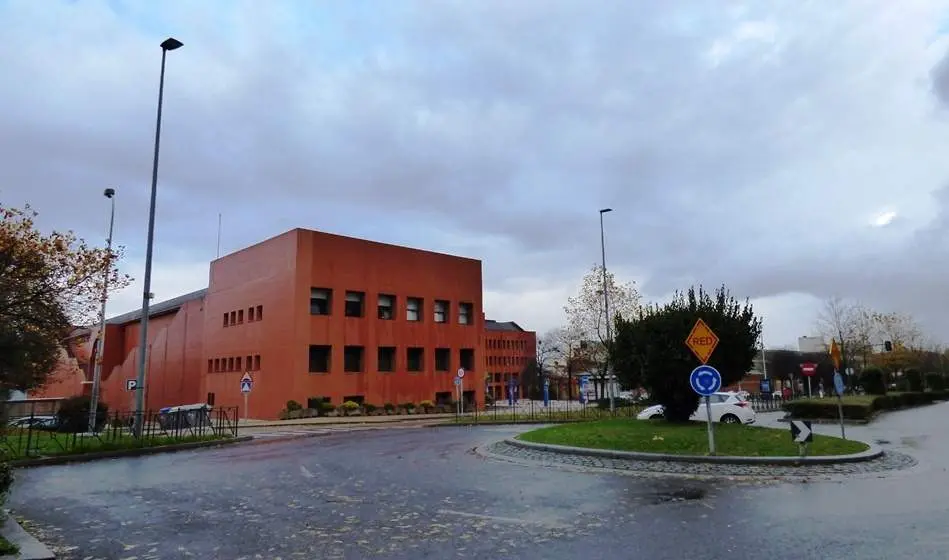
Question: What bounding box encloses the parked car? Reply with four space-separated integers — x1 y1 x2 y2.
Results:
7 415 60 431
636 392 756 424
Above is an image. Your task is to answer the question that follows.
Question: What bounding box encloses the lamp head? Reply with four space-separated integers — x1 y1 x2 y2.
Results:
160 37 183 51
103 188 116 198
599 208 613 214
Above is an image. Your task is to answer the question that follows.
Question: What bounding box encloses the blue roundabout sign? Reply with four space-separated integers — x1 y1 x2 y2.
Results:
689 365 722 397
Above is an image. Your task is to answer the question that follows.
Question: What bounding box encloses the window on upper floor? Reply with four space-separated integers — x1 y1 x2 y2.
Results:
460 348 475 371
246 355 253 371
406 297 422 322
310 288 332 315
207 359 213 373
378 294 395 320
256 305 263 320
407 347 424 371
378 346 396 372
434 300 449 323
435 348 450 372
309 345 331 373
248 307 255 321
254 355 261 371
345 291 365 318
458 302 473 325
223 313 229 328
237 309 244 324
344 346 364 373
236 356 242 371
230 311 237 325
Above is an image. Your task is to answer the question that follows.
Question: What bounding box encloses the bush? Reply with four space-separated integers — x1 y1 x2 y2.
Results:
0 462 11 508
286 400 303 412
860 367 887 395
307 396 326 410
925 372 946 391
319 402 336 414
402 402 416 411
56 395 109 433
340 401 360 412
783 400 875 421
418 400 434 413
905 369 924 392
383 403 396 413
364 403 378 413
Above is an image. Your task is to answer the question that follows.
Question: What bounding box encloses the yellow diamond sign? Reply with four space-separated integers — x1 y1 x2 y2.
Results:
685 318 719 364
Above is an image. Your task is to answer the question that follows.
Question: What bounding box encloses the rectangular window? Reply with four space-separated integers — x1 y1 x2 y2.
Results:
344 346 364 373
256 305 263 320
213 358 220 372
407 347 424 372
435 348 450 371
377 294 395 320
254 355 261 371
406 297 422 322
248 307 255 321
377 346 396 372
246 355 253 371
458 302 473 325
345 291 365 318
310 288 332 315
236 356 243 371
434 300 449 323
460 348 474 371
207 359 213 373
308 345 331 373
223 313 229 327
237 309 244 324
227 357 235 371
230 311 237 326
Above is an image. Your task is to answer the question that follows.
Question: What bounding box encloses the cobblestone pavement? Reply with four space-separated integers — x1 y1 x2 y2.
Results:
481 440 918 481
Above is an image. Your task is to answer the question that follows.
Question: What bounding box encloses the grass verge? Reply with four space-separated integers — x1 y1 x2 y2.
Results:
0 431 228 460
517 418 869 457
446 407 644 425
0 533 18 555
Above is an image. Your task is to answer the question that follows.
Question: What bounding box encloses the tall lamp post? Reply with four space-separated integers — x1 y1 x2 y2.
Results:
599 208 615 413
87 188 116 433
134 37 183 437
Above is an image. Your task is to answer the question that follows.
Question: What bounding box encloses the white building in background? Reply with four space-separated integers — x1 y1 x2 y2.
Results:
798 335 826 353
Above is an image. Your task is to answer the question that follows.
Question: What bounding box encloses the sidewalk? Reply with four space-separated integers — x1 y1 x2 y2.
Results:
238 413 457 428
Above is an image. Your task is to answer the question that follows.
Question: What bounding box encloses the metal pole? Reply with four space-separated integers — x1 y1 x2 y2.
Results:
599 209 614 413
760 335 768 380
87 191 115 433
134 40 180 438
705 396 715 454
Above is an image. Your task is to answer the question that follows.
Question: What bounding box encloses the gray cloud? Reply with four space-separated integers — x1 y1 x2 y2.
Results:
4 1 949 345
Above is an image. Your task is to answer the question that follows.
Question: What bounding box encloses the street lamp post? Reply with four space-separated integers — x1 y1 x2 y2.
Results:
599 208 615 413
133 37 183 438
87 188 116 433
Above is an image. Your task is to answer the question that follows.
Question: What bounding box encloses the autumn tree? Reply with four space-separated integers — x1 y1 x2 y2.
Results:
613 285 761 422
563 264 641 398
0 204 130 395
815 297 876 372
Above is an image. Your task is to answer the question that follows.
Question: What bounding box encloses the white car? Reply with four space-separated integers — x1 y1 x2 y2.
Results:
636 392 756 424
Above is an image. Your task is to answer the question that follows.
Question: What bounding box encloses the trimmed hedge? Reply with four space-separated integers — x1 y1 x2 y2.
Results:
860 367 887 395
784 391 949 421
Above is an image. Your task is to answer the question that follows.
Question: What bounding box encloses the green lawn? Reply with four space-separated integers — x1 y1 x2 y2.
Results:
0 430 228 460
517 418 869 457
447 406 644 425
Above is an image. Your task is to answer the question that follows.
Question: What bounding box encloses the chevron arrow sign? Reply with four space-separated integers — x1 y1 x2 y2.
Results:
790 420 813 443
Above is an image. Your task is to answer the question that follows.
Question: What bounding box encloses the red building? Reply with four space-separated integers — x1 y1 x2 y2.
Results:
483 320 537 401
35 228 489 419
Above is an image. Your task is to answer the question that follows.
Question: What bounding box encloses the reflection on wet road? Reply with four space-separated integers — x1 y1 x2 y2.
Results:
10 403 949 559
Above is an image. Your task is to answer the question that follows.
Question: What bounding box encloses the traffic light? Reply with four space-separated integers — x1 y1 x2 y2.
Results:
884 340 893 352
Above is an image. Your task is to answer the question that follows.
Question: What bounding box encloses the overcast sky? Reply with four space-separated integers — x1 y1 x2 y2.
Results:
4 0 949 349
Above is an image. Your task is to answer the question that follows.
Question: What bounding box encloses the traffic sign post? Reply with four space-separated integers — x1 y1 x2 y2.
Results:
240 372 253 421
543 377 550 407
833 371 847 440
690 365 722 455
456 369 465 416
685 319 719 364
126 379 138 392
800 363 816 398
790 420 813 457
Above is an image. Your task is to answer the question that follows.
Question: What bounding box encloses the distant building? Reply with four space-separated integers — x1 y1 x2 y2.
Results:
483 320 537 401
798 336 826 354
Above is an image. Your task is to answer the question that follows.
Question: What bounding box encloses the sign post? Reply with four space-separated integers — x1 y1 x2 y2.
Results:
543 377 550 407
686 319 721 455
456 368 465 416
829 338 847 440
800 363 816 397
240 372 253 421
790 420 813 458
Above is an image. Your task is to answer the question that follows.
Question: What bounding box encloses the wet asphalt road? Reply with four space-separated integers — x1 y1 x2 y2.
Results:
9 402 949 560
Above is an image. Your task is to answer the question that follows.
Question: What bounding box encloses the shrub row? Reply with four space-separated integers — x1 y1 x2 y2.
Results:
784 391 949 420
278 398 459 420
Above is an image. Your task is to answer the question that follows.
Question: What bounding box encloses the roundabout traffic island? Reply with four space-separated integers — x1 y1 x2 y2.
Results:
476 418 918 480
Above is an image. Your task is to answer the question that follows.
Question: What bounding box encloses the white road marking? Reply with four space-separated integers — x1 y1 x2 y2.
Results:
300 465 316 478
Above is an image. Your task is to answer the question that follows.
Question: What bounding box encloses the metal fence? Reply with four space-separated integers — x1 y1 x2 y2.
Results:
455 399 644 423
0 401 240 460
745 394 789 413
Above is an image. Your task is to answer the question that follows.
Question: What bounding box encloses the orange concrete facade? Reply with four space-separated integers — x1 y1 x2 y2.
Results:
34 228 497 420
483 320 537 400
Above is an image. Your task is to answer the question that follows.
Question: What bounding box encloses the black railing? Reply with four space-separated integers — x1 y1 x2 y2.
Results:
454 399 644 424
0 402 240 460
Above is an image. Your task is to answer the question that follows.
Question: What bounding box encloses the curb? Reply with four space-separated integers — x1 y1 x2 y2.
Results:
239 415 456 428
0 517 54 560
777 416 873 426
505 437 884 465
10 436 253 468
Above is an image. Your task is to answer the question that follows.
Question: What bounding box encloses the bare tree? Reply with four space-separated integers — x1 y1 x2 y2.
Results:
564 264 641 397
815 297 875 372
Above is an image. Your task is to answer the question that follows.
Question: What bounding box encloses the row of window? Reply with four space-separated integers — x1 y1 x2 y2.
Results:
487 355 528 367
488 373 521 383
310 288 474 325
486 338 528 351
208 355 262 373
309 345 476 374
223 305 264 328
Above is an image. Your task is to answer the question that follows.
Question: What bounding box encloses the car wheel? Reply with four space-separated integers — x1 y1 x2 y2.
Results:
720 414 740 424
649 414 663 420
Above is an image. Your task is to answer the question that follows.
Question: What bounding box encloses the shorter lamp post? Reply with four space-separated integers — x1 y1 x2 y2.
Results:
87 187 116 433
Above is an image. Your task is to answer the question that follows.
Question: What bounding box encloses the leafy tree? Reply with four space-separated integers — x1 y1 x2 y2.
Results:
0 203 130 394
860 367 887 395
519 358 541 399
613 285 761 422
564 264 641 397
